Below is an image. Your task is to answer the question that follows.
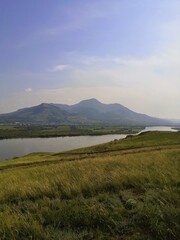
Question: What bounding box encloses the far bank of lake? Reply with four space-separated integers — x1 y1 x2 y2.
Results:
0 126 178 161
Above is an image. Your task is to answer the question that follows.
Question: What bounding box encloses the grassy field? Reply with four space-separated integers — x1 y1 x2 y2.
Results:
0 131 179 239
0 125 143 139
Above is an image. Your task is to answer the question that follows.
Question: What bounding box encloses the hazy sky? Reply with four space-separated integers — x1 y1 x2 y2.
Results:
0 0 180 118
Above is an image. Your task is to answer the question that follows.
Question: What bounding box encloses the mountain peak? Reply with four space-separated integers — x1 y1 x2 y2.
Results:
38 103 51 107
78 98 102 105
0 99 173 126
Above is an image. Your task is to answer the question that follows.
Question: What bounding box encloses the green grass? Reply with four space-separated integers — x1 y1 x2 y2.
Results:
68 131 180 154
0 131 179 239
0 125 143 139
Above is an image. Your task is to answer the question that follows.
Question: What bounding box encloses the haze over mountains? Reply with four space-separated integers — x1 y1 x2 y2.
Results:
0 99 176 126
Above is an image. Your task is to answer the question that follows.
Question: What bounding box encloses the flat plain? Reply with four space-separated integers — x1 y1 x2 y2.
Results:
0 125 143 139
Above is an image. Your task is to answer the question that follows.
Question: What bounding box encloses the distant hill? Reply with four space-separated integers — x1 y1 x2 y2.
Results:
0 99 175 125
0 103 93 125
53 98 172 126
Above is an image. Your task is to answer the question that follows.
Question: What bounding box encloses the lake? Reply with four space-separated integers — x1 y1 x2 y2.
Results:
0 126 177 161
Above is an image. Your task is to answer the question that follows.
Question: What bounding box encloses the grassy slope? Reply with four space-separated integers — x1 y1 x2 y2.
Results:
0 132 179 239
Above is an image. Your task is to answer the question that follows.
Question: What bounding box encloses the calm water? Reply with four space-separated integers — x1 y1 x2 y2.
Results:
0 126 177 161
0 134 127 161
140 126 178 133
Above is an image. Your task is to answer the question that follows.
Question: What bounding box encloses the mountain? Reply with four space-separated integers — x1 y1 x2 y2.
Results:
169 119 180 125
0 103 92 125
0 99 174 125
53 98 171 126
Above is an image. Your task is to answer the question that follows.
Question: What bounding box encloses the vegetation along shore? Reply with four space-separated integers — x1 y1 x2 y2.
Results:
0 125 143 139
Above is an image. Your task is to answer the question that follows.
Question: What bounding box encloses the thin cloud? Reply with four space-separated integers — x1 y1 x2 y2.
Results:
25 88 33 92
48 64 69 72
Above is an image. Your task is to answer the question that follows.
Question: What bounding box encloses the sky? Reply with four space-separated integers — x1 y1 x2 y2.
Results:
0 0 180 119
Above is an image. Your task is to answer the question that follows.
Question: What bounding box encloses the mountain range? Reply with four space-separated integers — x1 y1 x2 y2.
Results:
0 99 176 126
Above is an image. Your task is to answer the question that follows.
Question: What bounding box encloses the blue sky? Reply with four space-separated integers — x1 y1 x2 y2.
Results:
0 0 180 118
